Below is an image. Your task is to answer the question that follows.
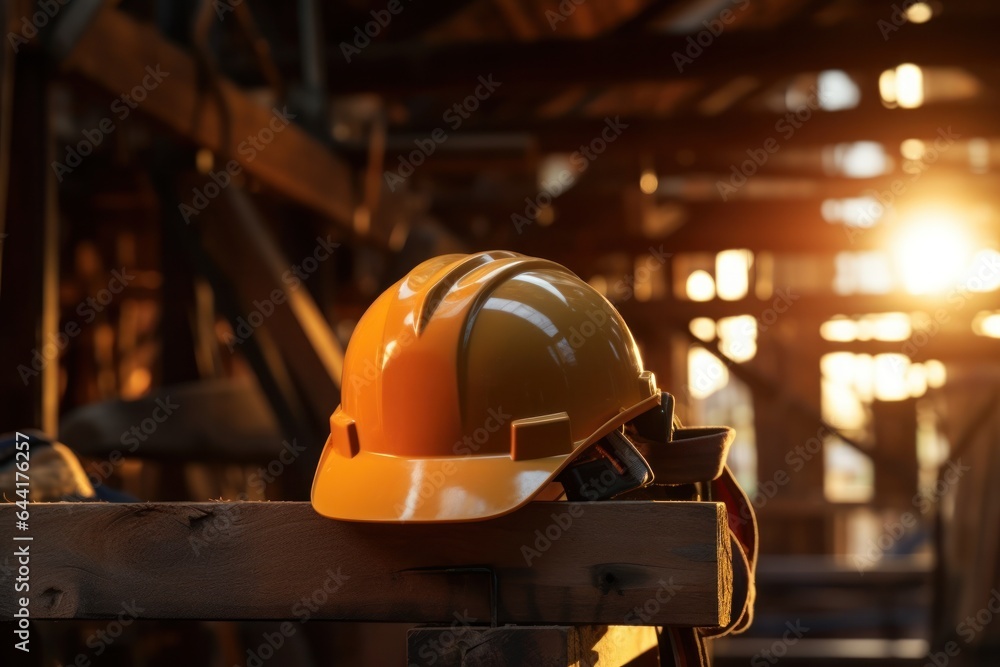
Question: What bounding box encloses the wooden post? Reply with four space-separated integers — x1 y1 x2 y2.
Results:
871 398 919 508
754 330 829 555
0 50 59 435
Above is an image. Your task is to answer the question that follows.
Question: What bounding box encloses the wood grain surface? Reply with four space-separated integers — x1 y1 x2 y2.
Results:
0 501 730 627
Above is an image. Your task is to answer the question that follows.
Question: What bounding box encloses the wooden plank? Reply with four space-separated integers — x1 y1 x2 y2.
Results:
0 501 731 627
407 625 659 666
58 7 354 226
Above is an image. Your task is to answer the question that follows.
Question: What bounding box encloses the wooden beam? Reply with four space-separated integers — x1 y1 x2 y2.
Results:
0 501 731 627
59 7 355 226
199 183 344 426
393 102 979 156
618 292 1000 323
510 201 887 256
823 335 1000 362
536 107 975 154
324 19 992 93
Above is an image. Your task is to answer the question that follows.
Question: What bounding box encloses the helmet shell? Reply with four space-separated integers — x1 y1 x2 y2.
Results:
312 251 657 522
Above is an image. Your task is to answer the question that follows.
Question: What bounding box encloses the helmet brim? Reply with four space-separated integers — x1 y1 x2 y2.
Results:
311 392 661 523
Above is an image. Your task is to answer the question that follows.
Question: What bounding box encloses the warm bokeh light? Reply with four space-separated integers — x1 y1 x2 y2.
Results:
871 312 912 341
639 169 659 195
926 359 947 387
973 311 1000 338
827 142 890 178
879 69 897 106
834 252 895 295
821 351 856 385
905 2 933 23
718 315 757 362
853 354 875 402
816 70 860 111
820 317 859 342
895 64 924 109
686 270 716 301
890 212 976 294
823 312 912 342
874 353 910 401
967 250 1000 292
123 366 152 398
536 204 555 226
715 250 751 301
588 275 608 295
900 138 926 160
538 154 578 193
195 148 214 174
688 347 729 399
821 197 882 227
690 317 716 342
880 64 924 108
823 352 935 406
968 137 990 173
906 363 928 398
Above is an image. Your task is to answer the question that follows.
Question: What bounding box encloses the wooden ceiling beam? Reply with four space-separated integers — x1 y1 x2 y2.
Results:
325 19 993 93
617 292 1000 323
59 7 357 228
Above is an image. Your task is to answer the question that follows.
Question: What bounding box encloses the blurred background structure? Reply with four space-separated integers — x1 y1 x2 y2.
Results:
1 0 999 664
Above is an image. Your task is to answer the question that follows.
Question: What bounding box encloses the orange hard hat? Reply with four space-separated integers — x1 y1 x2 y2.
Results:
311 250 661 522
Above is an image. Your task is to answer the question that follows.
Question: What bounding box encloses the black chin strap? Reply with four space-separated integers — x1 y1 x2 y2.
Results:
556 430 653 501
